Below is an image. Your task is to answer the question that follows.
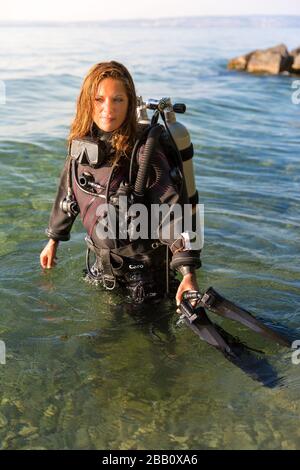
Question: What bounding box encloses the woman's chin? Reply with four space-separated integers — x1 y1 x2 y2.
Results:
95 120 118 133
105 126 117 133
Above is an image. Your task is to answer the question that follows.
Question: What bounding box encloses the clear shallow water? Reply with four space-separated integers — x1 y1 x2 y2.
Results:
0 18 300 449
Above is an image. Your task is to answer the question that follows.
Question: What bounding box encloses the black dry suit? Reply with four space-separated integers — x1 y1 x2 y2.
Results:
46 124 201 303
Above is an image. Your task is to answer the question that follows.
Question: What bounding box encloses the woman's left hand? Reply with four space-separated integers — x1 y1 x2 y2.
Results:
175 272 199 309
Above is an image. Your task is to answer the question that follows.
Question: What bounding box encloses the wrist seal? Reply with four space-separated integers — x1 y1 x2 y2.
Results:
177 265 196 276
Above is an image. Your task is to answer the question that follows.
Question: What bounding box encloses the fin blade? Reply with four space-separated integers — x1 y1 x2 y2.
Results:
183 307 233 356
204 287 290 348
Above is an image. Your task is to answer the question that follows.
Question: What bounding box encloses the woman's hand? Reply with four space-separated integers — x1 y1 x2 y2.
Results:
175 272 199 309
40 239 59 269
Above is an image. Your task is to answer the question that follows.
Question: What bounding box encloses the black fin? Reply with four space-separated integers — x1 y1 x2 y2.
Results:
202 287 290 348
182 306 233 356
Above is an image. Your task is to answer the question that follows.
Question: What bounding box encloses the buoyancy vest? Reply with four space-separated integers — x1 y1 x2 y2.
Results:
72 147 179 299
67 124 196 299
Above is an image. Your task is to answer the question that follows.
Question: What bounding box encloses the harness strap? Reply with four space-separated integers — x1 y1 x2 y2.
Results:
85 235 116 289
99 248 116 290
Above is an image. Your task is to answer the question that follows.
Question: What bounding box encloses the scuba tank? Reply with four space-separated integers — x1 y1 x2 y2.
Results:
136 96 199 224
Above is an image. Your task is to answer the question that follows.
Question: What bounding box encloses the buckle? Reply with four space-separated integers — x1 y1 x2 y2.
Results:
103 275 116 290
200 291 214 308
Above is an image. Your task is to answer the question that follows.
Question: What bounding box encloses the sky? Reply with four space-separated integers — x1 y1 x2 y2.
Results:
1 0 300 22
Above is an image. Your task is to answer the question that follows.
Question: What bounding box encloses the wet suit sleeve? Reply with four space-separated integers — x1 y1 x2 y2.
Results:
140 147 201 271
45 157 78 241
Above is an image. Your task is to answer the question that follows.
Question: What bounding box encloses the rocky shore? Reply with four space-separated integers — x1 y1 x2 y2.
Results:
228 44 300 75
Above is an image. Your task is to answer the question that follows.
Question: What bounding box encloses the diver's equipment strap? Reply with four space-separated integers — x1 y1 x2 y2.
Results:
170 231 200 253
98 248 116 290
180 143 194 162
166 246 170 296
84 236 116 289
189 191 199 206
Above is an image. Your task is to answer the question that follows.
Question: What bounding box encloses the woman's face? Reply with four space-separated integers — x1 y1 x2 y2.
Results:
93 77 129 132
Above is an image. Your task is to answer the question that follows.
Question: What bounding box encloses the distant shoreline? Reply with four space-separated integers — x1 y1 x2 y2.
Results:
1 15 300 28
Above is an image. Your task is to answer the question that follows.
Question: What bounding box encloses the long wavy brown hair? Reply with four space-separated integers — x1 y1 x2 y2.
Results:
69 61 137 161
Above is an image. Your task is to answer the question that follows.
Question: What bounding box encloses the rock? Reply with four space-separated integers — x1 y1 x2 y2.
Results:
18 425 38 437
88 426 105 448
43 404 58 418
227 52 253 71
291 54 300 73
291 47 300 57
0 412 8 428
12 399 25 413
19 445 48 450
75 427 91 449
117 439 138 450
228 44 294 75
0 398 10 406
247 44 292 74
1 431 16 449
281 440 298 450
169 434 189 445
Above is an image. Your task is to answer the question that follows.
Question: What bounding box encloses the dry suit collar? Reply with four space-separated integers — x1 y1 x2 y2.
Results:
91 122 114 142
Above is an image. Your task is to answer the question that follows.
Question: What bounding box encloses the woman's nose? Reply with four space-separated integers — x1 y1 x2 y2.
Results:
102 98 113 114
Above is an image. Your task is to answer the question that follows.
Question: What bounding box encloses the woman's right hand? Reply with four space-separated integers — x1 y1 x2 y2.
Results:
40 239 59 269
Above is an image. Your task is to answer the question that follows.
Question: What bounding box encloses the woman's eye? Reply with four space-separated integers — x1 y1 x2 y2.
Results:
95 97 123 103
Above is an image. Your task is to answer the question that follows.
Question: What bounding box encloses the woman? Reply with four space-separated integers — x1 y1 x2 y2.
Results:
40 61 201 306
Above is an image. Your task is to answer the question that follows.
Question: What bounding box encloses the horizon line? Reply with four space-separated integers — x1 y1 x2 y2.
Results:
0 14 300 24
